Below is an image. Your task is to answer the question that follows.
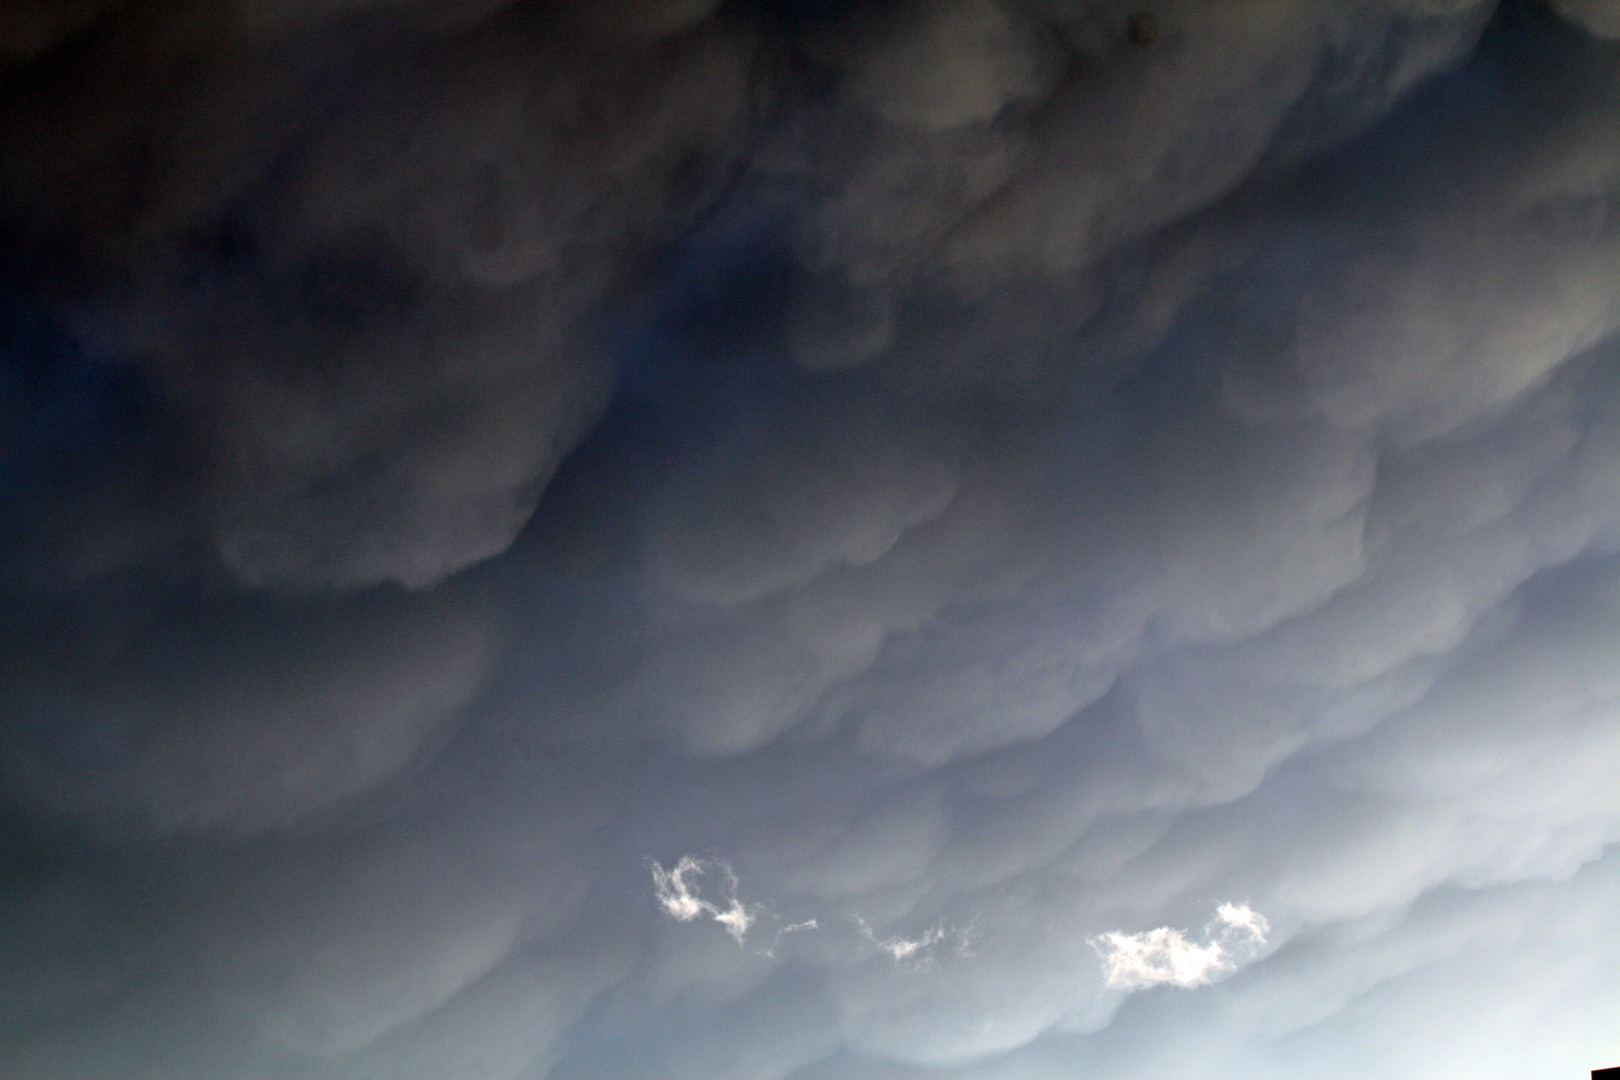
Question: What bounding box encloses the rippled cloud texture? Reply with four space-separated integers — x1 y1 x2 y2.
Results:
1 1 1618 1078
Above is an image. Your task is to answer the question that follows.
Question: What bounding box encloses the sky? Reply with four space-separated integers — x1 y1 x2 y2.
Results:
1 1 1618 1078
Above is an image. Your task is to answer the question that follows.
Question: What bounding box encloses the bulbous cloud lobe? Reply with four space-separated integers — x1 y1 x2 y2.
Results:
0 0 756 591
3 2 1620 1079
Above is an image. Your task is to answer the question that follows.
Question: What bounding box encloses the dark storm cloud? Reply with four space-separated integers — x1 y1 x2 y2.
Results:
2 2 1619 1079
1 0 756 591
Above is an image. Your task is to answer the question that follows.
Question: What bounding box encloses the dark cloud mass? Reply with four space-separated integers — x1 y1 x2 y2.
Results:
1 1 1618 1077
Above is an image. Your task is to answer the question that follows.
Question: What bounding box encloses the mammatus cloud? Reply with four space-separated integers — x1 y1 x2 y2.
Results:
1091 903 1271 991
3 3 1620 1080
1552 0 1620 37
0 0 755 593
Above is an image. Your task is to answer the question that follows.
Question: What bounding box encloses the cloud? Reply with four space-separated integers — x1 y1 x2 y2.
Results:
1091 903 1272 991
768 0 1495 389
4 4 1620 1080
762 919 821 960
857 917 972 965
0 0 756 593
652 856 759 944
1551 0 1620 37
0 584 497 836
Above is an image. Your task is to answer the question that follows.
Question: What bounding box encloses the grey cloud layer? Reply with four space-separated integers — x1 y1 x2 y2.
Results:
1 1 1619 1079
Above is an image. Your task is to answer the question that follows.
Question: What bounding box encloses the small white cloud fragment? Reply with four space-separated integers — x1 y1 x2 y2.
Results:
650 856 758 944
856 917 969 965
1091 902 1270 990
763 919 821 958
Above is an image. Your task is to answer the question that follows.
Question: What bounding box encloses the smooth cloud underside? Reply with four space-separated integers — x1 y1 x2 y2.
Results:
1 2 1619 1080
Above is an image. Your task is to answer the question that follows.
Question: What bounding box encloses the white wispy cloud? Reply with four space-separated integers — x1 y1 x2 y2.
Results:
856 917 972 965
1091 902 1270 990
763 919 821 958
649 857 971 967
650 856 758 944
